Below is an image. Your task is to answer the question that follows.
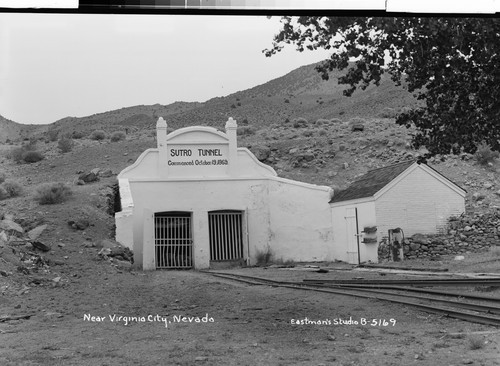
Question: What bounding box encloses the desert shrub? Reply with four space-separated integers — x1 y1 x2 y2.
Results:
90 130 106 141
1 180 23 198
24 138 38 151
22 150 44 163
474 143 499 165
284 98 290 103
468 336 485 350
58 137 74 153
230 104 236 109
72 131 86 139
0 172 5 184
110 131 126 142
378 107 398 118
47 129 59 142
8 147 25 163
303 130 313 137
399 106 413 114
318 128 327 136
293 118 308 128
237 126 256 136
241 118 249 126
330 118 342 124
0 186 8 200
34 182 73 204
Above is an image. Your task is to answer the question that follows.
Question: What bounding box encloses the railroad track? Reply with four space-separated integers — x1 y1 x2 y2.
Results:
303 278 500 286
204 271 500 326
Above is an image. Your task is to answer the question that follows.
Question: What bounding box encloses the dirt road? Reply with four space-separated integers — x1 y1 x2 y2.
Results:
1 263 499 366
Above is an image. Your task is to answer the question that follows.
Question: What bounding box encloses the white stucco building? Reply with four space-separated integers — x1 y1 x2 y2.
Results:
330 161 466 264
115 117 334 270
115 117 466 269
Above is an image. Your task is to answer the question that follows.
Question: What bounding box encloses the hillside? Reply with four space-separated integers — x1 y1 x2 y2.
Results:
0 62 418 142
0 115 26 143
1 60 500 365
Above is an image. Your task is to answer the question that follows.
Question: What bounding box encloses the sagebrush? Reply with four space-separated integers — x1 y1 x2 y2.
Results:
293 118 308 128
237 126 256 136
1 180 23 198
58 137 74 153
21 150 44 163
34 182 73 204
90 130 107 141
111 131 126 142
0 186 8 200
474 143 499 165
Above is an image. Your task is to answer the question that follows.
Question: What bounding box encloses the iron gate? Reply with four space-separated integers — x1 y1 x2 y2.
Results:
208 210 243 261
155 212 193 269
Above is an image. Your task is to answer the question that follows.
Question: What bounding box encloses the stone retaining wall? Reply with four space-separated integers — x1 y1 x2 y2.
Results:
377 211 500 261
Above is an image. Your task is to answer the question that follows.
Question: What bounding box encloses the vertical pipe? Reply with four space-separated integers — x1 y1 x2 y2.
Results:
236 213 239 259
221 214 229 260
231 214 235 259
217 214 221 261
223 214 227 260
181 217 184 267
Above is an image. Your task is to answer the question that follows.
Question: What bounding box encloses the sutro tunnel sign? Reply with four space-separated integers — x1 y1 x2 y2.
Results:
156 117 238 178
167 147 229 167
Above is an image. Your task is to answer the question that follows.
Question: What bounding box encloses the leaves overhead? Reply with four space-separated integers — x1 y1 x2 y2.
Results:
264 17 500 155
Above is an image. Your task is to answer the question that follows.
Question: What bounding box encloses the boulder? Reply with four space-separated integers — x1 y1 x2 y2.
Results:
32 241 50 252
0 220 24 234
297 152 315 162
99 169 113 178
27 224 48 241
351 123 365 132
409 243 421 251
78 172 99 183
472 192 485 201
411 233 429 245
114 259 132 270
68 218 90 230
250 145 271 162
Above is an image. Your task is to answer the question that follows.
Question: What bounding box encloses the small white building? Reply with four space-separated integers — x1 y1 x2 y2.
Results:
115 117 334 270
330 161 466 264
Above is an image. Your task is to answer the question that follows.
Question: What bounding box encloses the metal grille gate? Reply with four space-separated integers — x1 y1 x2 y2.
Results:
155 212 193 269
208 210 244 261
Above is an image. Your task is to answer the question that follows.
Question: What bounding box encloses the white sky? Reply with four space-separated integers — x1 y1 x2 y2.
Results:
0 14 331 125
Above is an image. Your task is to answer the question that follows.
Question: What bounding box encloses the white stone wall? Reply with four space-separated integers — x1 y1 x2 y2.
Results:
267 178 334 263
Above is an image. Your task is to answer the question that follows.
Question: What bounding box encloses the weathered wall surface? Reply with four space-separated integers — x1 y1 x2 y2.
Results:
129 179 271 269
375 166 465 238
331 200 377 263
267 178 333 262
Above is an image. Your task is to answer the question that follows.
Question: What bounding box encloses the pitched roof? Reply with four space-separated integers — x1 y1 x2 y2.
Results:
330 160 415 203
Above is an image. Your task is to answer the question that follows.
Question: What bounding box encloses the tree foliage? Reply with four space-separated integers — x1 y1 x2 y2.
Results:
264 17 500 155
